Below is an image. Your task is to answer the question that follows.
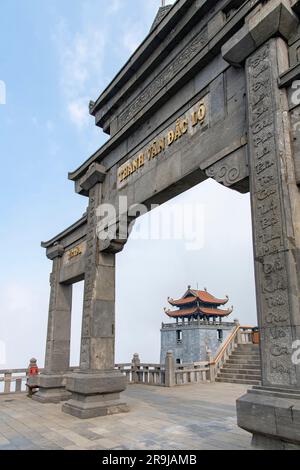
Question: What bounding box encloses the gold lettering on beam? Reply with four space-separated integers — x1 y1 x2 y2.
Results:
68 245 83 260
118 153 145 183
117 98 208 186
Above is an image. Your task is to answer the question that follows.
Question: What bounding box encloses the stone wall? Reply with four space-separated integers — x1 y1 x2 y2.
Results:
160 323 235 364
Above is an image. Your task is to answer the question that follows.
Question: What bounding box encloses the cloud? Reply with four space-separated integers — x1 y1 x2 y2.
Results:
52 2 177 130
107 0 122 14
68 97 90 129
53 17 107 129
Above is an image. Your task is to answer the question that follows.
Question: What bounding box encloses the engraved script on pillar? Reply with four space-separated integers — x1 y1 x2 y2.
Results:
118 27 208 128
247 43 295 385
80 186 98 369
45 259 60 371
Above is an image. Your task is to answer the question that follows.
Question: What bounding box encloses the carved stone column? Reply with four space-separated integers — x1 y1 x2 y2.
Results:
33 244 73 403
237 37 300 450
62 164 128 419
222 2 300 449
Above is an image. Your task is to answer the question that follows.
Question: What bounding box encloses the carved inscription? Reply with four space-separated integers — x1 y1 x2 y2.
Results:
247 42 295 386
45 258 60 371
118 97 209 189
118 27 208 128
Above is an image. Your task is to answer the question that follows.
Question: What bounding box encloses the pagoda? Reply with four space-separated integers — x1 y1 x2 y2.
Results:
165 286 233 323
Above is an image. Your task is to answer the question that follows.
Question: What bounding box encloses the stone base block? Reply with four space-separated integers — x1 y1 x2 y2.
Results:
62 370 129 419
237 386 300 450
32 373 71 404
62 394 129 419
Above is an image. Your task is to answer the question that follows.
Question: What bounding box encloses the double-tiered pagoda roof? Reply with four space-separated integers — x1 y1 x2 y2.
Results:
165 287 233 319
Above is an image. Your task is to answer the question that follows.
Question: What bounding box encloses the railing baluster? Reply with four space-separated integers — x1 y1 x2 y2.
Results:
4 373 12 394
15 378 22 393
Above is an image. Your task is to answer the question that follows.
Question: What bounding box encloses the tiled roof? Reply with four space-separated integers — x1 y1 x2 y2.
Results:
168 296 197 306
165 306 233 318
191 290 228 305
168 289 229 307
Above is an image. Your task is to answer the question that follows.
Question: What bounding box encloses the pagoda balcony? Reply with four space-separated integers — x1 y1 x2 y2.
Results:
161 319 237 330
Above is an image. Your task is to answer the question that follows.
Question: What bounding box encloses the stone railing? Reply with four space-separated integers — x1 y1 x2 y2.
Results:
0 366 77 396
0 368 31 394
162 320 236 330
174 363 210 385
116 352 210 387
0 326 254 395
115 362 164 385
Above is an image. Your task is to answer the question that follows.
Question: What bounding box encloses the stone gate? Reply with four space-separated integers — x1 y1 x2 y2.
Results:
36 0 300 449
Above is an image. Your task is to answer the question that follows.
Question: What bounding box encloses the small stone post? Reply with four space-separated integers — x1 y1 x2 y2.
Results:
234 319 241 345
131 353 141 384
26 358 39 397
165 351 175 387
206 349 215 383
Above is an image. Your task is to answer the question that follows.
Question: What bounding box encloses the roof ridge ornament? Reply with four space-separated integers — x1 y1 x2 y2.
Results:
150 1 173 33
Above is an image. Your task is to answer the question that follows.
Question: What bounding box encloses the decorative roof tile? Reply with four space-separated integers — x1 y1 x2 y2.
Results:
150 5 173 33
168 288 229 307
165 286 233 318
165 306 233 318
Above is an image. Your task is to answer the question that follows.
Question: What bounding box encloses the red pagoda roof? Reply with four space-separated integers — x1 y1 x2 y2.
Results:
168 288 229 307
165 306 233 318
165 287 233 318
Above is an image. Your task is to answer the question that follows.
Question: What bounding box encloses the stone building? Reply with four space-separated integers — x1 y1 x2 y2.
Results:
160 286 235 364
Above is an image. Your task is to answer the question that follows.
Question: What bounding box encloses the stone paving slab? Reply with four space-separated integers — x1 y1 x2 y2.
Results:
0 382 252 450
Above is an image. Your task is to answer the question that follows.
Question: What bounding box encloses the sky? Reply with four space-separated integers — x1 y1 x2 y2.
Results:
0 0 257 370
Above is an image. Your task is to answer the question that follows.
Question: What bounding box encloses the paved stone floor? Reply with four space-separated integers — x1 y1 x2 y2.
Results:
0 383 252 450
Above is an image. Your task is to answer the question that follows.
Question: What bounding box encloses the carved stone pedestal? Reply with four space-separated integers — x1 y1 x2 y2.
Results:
62 370 128 419
237 386 300 450
32 374 71 404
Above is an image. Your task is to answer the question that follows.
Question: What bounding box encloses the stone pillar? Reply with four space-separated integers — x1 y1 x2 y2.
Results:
221 2 300 448
237 37 300 449
33 243 73 403
62 164 128 419
165 351 175 387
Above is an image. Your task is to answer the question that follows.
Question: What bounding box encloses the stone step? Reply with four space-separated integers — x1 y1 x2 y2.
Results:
215 377 261 385
214 342 261 385
223 363 261 371
227 359 260 366
231 352 260 358
237 344 259 351
220 368 261 376
218 372 261 381
230 357 260 362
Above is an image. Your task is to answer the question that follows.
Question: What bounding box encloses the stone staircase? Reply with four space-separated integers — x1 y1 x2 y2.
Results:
215 343 261 385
